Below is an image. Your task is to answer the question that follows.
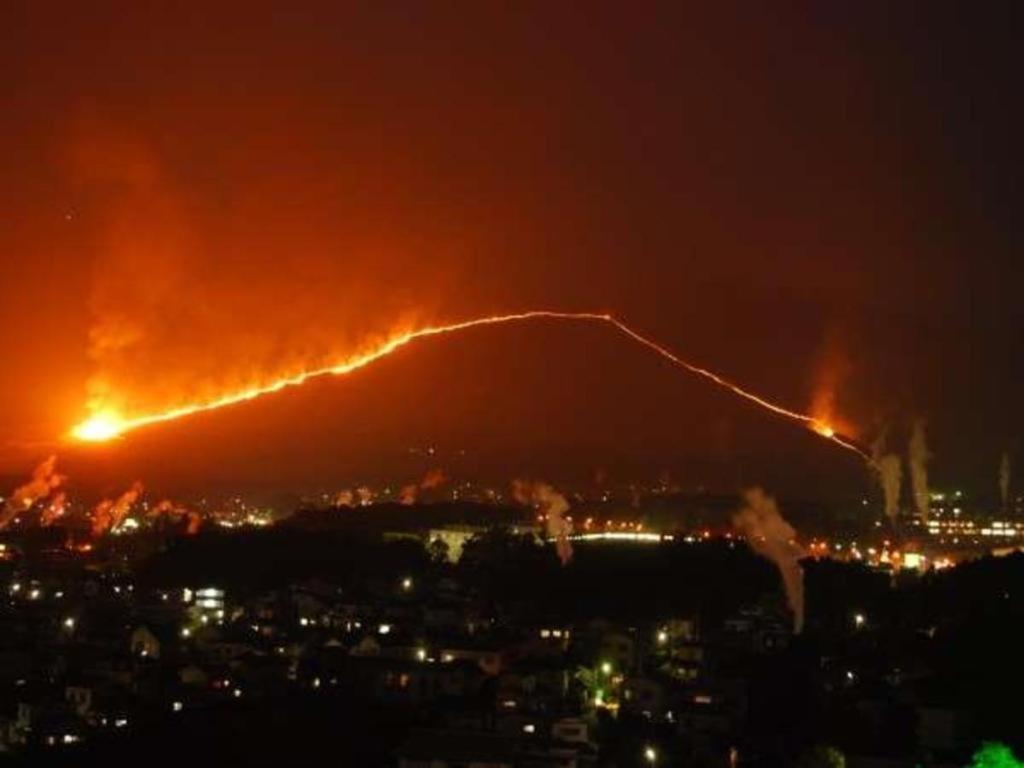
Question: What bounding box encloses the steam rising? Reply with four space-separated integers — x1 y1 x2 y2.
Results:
1000 452 1011 511
399 468 447 505
513 479 573 565
873 447 903 523
1 455 65 530
91 481 144 536
908 420 930 520
869 429 904 522
732 488 805 634
39 491 67 527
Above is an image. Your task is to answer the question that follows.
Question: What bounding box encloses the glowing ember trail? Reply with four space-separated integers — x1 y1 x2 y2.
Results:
70 311 869 459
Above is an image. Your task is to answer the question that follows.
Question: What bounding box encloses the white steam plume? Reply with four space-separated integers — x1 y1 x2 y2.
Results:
908 421 930 520
1 455 65 530
870 431 902 522
399 468 447 505
513 479 573 565
732 487 806 634
999 452 1011 512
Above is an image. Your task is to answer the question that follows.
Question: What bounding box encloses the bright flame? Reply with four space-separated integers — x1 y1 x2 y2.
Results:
72 413 126 442
812 422 835 439
69 310 866 458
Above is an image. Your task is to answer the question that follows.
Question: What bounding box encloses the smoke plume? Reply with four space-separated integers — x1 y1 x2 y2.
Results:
870 430 902 521
39 492 68 527
333 489 354 508
69 119 433 433
908 420 930 520
149 499 177 520
91 481 144 535
513 479 573 565
90 499 114 537
399 468 447 505
876 456 903 522
732 487 805 634
1000 452 1011 511
109 481 144 531
1 455 65 529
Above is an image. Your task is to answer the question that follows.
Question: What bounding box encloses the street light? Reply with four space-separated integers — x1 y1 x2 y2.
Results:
644 745 658 764
600 661 612 676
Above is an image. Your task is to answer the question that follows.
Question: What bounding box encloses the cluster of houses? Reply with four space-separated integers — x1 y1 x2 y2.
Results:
0 560 788 764
0 556 978 766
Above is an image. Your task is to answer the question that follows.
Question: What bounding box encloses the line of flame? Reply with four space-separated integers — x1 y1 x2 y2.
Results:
70 310 866 458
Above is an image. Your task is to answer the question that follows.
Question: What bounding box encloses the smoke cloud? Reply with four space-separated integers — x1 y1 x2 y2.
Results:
875 455 903 522
1 455 65 529
399 468 447 505
732 487 805 634
513 479 573 565
870 430 902 522
1000 452 1011 511
39 491 68 527
91 481 144 536
908 420 930 520
69 119 433 431
109 481 144 531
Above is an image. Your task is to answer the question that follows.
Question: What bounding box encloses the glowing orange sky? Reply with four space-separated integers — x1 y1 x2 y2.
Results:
0 4 1020 496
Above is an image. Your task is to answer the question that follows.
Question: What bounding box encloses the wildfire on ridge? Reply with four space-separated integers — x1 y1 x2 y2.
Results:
69 310 868 460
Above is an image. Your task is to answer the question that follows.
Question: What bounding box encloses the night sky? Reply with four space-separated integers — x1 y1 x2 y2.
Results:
1 3 1020 503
